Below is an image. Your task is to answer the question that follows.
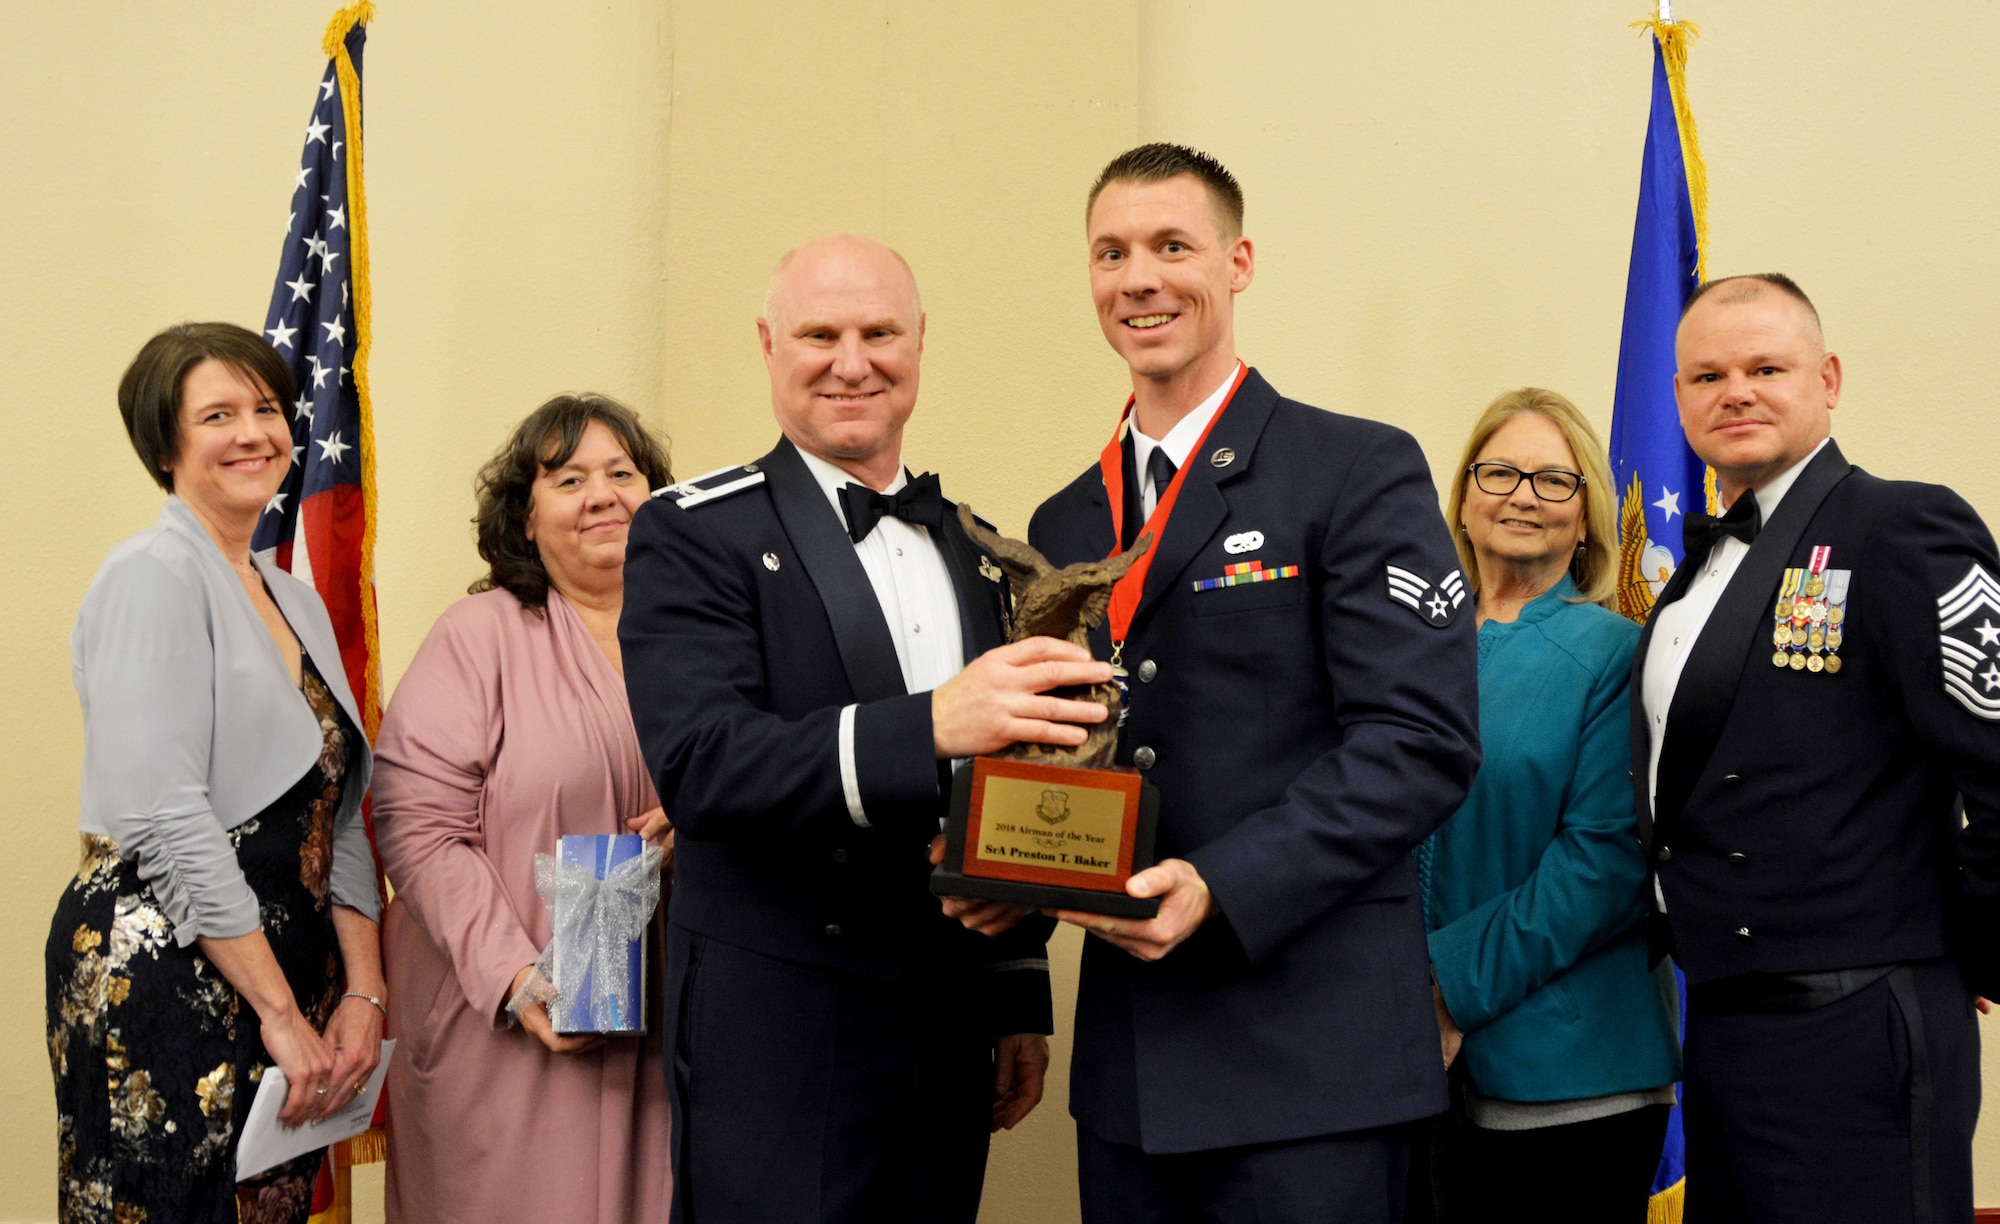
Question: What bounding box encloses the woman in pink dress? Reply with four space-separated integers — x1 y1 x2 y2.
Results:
373 394 674 1223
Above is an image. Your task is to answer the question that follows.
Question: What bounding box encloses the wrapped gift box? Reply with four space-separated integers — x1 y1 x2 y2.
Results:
545 833 655 1034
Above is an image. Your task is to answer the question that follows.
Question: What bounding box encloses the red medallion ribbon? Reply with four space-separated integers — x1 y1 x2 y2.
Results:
1097 362 1249 651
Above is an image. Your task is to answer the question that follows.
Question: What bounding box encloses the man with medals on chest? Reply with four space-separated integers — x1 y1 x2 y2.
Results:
620 234 1119 1224
958 143 1481 1222
1635 273 2000 1223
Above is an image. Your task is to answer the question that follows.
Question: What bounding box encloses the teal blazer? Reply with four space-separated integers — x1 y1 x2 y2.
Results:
1422 578 1680 1102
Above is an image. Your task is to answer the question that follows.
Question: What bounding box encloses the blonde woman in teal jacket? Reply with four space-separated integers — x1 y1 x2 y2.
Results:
1413 389 1680 1223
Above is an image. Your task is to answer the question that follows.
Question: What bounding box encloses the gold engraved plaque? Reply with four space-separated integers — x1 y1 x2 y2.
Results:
973 776 1128 876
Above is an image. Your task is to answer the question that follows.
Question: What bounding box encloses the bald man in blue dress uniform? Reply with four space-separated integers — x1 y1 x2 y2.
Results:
621 233 1116 1224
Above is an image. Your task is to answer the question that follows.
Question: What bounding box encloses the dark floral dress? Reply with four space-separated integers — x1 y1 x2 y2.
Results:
46 656 357 1224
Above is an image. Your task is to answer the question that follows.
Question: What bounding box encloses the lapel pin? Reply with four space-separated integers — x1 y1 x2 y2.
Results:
978 556 1002 583
1210 447 1236 469
762 552 780 572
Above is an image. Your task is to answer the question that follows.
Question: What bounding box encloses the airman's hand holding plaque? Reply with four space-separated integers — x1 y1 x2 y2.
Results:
929 504 1163 918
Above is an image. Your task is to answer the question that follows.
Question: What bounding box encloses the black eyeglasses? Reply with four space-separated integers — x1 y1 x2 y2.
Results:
1467 462 1586 503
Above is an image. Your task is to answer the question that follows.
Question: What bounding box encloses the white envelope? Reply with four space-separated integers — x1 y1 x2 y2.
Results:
235 1039 396 1181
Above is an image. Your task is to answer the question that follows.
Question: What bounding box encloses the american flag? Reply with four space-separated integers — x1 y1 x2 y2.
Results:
254 12 380 739
259 11 389 1206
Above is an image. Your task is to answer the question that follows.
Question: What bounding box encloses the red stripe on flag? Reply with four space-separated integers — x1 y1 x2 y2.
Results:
299 483 385 905
300 484 374 725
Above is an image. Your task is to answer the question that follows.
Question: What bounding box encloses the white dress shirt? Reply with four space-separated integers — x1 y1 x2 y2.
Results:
1642 438 1831 814
796 449 965 827
1128 361 1243 517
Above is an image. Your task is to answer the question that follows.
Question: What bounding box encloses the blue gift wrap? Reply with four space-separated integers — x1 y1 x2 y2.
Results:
543 833 660 1034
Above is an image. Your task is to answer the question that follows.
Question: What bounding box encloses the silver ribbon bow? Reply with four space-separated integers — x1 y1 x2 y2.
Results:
532 843 664 1031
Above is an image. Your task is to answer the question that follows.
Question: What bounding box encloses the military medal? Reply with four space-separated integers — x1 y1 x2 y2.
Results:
1790 653 1807 670
1804 546 1831 597
1821 569 1851 677
1771 569 1804 668
1807 654 1824 672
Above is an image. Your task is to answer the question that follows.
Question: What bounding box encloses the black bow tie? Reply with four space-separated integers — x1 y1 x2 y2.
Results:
1682 489 1761 561
839 472 946 543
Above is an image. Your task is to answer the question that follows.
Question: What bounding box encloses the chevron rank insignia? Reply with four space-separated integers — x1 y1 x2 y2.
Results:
656 462 766 509
1386 564 1465 628
1939 562 2000 720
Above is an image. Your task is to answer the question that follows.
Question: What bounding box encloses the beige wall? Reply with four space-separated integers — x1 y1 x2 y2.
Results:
4 2 1999 1220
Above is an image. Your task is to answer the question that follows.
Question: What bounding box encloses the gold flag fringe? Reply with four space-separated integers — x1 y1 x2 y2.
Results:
1634 12 1720 518
322 2 377 59
337 1129 388 1166
321 1 383 738
1633 16 1709 287
1648 1175 1686 1224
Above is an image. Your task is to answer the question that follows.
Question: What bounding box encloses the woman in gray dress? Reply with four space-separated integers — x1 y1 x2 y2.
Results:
45 322 386 1224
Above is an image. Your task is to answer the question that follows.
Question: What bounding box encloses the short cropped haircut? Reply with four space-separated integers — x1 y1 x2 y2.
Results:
118 322 298 493
470 394 674 612
1087 143 1245 237
1447 387 1619 608
1680 272 1822 337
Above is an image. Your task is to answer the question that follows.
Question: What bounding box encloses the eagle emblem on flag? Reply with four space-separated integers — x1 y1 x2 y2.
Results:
1939 562 2000 721
1385 565 1465 628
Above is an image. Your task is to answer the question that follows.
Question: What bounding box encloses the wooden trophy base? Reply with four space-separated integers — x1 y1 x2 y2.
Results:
930 756 1160 919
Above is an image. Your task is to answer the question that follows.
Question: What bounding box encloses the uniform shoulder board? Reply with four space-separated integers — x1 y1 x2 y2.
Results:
654 462 767 509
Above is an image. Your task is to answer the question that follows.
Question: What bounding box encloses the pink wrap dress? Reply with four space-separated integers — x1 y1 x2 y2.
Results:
373 588 670 1223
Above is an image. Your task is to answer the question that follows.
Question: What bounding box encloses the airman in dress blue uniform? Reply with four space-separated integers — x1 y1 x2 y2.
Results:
951 144 1482 1224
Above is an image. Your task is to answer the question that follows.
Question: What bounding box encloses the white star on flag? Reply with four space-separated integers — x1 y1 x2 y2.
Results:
265 491 289 515
327 203 346 231
266 320 298 349
308 355 332 390
294 167 310 190
320 77 335 100
322 318 347 346
292 444 304 466
318 248 341 275
284 273 315 303
317 431 352 466
1652 488 1682 521
306 116 331 145
294 392 314 424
